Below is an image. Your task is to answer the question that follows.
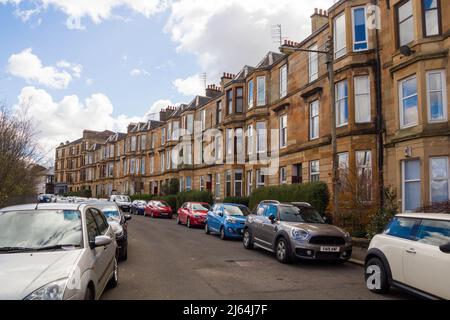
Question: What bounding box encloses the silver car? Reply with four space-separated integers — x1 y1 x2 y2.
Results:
243 202 352 263
0 203 119 300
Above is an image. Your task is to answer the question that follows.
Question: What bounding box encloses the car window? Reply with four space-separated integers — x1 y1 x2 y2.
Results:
265 205 278 218
384 217 419 240
192 203 211 211
416 219 450 247
223 205 251 216
86 210 100 242
256 205 266 216
90 208 109 235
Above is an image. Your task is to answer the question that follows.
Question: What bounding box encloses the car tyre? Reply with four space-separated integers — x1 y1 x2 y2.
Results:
275 237 291 264
205 223 210 234
365 257 390 294
187 218 191 228
243 228 254 250
84 285 95 300
108 257 119 288
220 227 227 240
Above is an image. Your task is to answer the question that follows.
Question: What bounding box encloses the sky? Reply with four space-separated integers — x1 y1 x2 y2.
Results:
0 0 334 165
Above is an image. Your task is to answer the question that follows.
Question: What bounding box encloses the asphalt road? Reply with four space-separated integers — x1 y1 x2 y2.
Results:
102 215 413 300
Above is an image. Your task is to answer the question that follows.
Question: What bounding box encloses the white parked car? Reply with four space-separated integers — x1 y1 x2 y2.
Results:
365 213 450 300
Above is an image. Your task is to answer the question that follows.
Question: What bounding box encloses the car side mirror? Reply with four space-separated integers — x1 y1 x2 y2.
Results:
218 211 224 217
268 214 275 223
440 243 450 254
124 214 132 221
92 235 112 248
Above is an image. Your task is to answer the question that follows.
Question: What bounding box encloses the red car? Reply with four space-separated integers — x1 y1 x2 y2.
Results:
145 200 173 219
177 202 211 228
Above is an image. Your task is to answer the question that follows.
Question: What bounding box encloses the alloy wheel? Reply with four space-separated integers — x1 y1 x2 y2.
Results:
277 240 286 260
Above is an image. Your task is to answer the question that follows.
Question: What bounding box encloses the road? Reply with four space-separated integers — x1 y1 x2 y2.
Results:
102 215 413 300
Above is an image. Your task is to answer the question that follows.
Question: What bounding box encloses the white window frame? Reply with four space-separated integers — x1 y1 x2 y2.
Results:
309 44 319 82
247 79 254 109
280 167 287 184
161 128 166 145
256 121 267 154
160 153 165 173
399 75 419 128
186 114 194 134
356 150 373 202
247 170 253 196
279 114 287 149
310 100 319 140
397 0 415 47
234 170 243 197
150 156 154 174
310 160 320 182
430 157 450 204
336 80 349 127
256 169 265 188
200 176 205 191
334 12 347 59
215 173 221 199
352 6 369 52
354 75 371 123
226 128 234 156
402 159 421 212
280 64 288 98
247 125 254 155
185 176 192 191
201 109 206 131
426 69 447 123
166 150 171 170
256 76 266 106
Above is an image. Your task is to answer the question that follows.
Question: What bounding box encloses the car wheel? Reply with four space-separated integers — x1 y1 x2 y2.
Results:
120 241 128 261
205 223 210 234
108 257 119 288
176 216 181 224
220 227 227 240
243 228 254 250
365 257 390 294
187 218 191 228
151 211 154 218
84 285 95 300
275 238 291 264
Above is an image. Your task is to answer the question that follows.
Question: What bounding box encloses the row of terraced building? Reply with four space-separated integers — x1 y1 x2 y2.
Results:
55 0 450 218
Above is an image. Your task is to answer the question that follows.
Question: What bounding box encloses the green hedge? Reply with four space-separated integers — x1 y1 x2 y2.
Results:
248 182 330 214
223 196 250 207
176 191 214 210
130 194 155 202
64 189 92 198
159 195 178 211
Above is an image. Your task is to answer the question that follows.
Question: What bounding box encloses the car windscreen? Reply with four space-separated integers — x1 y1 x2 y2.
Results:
99 206 121 221
134 201 146 206
154 201 169 207
223 205 251 216
192 203 211 211
115 196 130 202
0 210 83 251
279 206 325 223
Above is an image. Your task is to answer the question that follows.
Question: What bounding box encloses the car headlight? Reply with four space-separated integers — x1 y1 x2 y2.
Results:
344 232 352 242
226 217 236 224
24 278 68 300
115 226 124 238
291 228 309 241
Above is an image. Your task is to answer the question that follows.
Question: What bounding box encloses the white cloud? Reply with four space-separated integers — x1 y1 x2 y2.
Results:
173 74 204 97
130 68 151 77
85 78 93 86
144 99 179 121
164 0 334 82
7 48 82 89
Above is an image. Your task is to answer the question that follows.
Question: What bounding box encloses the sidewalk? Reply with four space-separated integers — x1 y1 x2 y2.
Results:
349 238 369 266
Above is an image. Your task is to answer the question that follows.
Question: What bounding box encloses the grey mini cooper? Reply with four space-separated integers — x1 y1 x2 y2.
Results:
243 202 352 263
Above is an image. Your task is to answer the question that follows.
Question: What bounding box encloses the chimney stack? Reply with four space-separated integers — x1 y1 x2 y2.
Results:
220 72 235 88
205 84 222 98
310 8 328 33
159 109 168 122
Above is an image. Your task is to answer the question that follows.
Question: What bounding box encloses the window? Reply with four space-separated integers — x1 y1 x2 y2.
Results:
397 0 414 47
186 176 192 191
150 156 154 174
184 143 192 165
173 121 180 140
166 150 171 170
280 65 287 98
310 100 319 140
355 75 371 123
130 158 136 174
200 176 205 191
167 122 172 141
256 169 265 188
430 157 449 203
248 80 254 108
427 70 447 122
356 151 372 201
422 0 441 37
336 80 349 127
201 109 206 131
160 153 165 173
151 133 155 148
234 170 243 197
140 135 146 150
247 170 253 196
256 122 266 153
179 177 184 192
280 167 287 184
338 152 349 189
216 101 222 124
279 115 287 148
186 114 194 134
384 217 419 240
402 159 421 212
235 128 243 155
352 6 368 51
140 157 145 174
215 173 221 199
309 44 319 83
86 211 100 242
399 75 419 127
161 128 166 145
256 76 266 106
247 125 254 155
416 219 450 247
227 90 233 114
310 160 320 182
130 136 137 152
214 135 222 161
226 129 233 157
236 87 243 113
334 12 347 58
226 170 232 197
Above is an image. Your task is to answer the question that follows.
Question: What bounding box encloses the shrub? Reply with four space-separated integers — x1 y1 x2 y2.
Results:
176 191 214 210
161 178 179 195
248 182 330 214
130 194 155 202
158 195 178 211
223 196 250 207
366 187 398 239
64 189 92 198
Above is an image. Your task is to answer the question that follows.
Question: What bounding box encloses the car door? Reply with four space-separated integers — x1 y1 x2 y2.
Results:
251 205 267 246
209 205 222 232
260 205 279 247
89 208 115 291
403 219 450 299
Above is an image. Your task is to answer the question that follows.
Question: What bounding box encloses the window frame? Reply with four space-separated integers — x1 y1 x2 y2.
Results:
396 0 415 48
236 87 244 113
309 44 319 83
309 100 320 140
426 69 447 123
430 156 450 204
399 74 419 128
402 159 422 212
279 64 288 98
310 160 320 182
279 114 287 149
334 12 347 59
352 6 369 52
226 89 233 115
335 80 349 127
247 79 254 109
256 76 266 106
421 0 442 37
354 75 372 123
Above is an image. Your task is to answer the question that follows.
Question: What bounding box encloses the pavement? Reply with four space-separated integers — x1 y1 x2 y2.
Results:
101 215 413 300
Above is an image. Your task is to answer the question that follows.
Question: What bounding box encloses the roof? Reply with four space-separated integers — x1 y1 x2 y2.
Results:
106 132 127 143
186 95 212 111
255 51 286 69
234 65 255 81
0 203 86 212
396 213 450 221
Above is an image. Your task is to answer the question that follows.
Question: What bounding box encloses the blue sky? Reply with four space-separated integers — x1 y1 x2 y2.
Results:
0 0 334 164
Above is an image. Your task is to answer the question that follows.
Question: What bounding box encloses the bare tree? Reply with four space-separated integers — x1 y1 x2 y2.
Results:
0 103 42 207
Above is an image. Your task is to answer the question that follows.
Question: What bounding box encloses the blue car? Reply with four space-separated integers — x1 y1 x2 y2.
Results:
205 203 251 240
130 200 147 215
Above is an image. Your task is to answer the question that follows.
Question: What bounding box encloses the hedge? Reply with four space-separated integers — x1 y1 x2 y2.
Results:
176 191 214 210
248 182 330 214
223 196 250 207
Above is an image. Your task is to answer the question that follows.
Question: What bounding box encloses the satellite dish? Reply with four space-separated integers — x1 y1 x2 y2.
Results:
399 45 415 56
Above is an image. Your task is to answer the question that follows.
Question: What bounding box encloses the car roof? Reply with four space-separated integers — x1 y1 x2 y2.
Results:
396 213 450 221
290 202 312 207
219 203 248 208
0 203 85 212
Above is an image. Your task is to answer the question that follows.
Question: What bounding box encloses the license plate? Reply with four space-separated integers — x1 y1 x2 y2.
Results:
320 246 340 252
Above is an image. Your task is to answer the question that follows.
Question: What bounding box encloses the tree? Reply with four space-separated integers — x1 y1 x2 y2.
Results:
0 104 42 207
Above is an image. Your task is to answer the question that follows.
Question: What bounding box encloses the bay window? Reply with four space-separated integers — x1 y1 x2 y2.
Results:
248 80 254 108
355 75 371 123
396 0 414 47
256 76 266 106
280 65 287 98
310 100 319 140
427 70 447 122
399 75 418 128
352 6 368 51
336 80 349 127
430 157 449 203
334 13 347 58
402 159 421 212
279 114 287 148
422 0 441 37
236 87 243 113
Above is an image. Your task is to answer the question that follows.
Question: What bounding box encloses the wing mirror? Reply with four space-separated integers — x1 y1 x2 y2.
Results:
124 214 132 221
268 214 276 223
91 235 112 248
218 211 224 217
440 242 450 254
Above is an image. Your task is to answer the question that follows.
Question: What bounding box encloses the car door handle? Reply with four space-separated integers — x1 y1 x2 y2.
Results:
405 248 416 254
